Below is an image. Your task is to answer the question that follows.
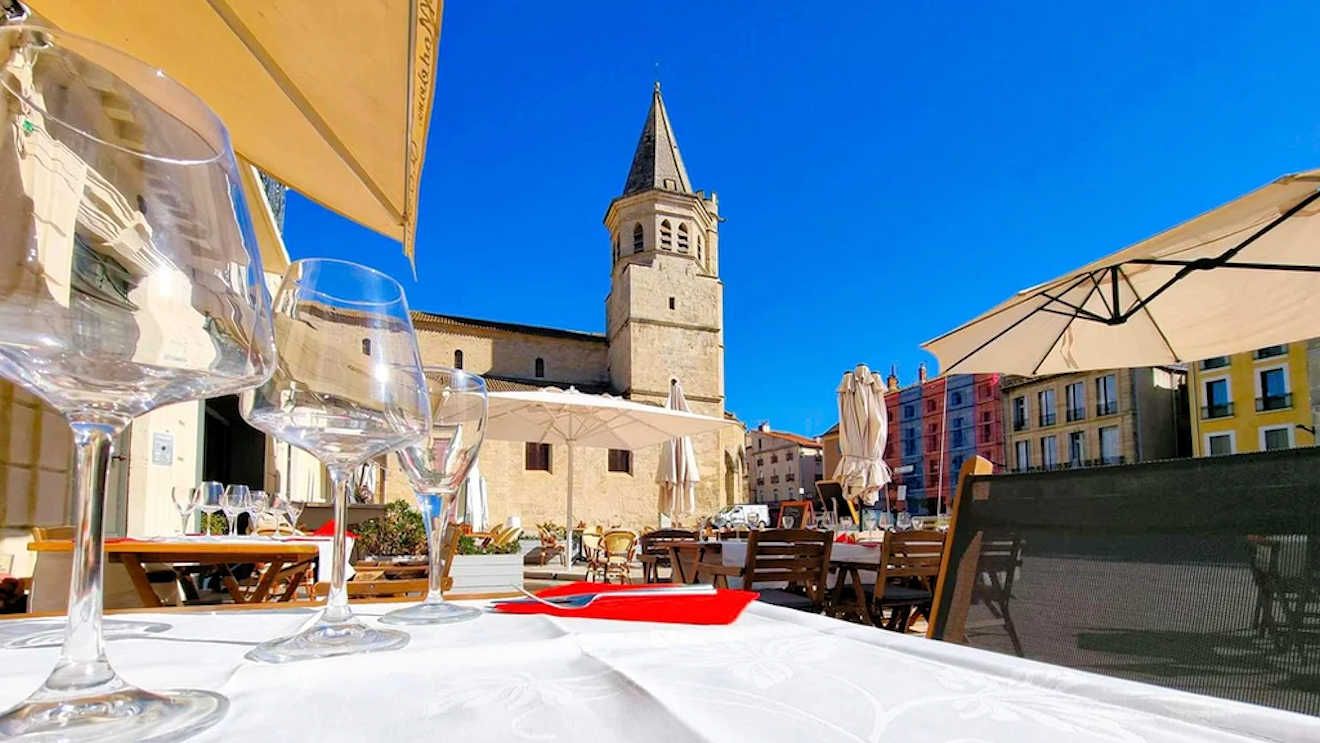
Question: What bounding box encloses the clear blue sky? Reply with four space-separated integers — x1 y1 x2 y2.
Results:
285 2 1320 438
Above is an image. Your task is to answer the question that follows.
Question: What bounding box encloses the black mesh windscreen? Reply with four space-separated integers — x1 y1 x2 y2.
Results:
931 448 1320 716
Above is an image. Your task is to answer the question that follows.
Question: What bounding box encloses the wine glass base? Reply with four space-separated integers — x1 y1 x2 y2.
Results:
379 600 481 625
0 685 226 742
245 613 409 663
1 619 171 650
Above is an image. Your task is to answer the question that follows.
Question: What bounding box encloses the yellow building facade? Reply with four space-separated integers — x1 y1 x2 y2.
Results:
1187 342 1316 456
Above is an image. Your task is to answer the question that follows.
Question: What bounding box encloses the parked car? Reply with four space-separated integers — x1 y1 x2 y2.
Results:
709 503 770 529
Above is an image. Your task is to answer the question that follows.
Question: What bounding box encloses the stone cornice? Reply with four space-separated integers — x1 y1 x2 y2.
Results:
607 316 722 342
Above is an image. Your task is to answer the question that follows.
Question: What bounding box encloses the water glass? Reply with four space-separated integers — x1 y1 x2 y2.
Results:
248 490 270 535
197 481 225 537
896 511 913 531
171 486 200 536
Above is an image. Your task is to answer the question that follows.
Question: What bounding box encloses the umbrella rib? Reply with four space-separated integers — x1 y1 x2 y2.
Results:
1030 278 1101 375
207 0 405 225
942 272 1093 373
1128 259 1320 272
1118 266 1181 362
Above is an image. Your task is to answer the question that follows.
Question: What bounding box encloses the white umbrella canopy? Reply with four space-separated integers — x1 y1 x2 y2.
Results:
656 380 701 523
923 169 1320 375
459 460 489 532
833 365 892 506
486 387 730 565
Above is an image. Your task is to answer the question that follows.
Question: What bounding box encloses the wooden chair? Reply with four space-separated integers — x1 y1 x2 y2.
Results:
637 529 697 583
867 530 946 631
600 530 637 584
313 578 429 600
696 528 833 612
581 532 606 581
537 526 565 566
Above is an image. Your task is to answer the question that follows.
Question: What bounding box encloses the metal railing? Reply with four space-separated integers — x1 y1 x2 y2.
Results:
1038 412 1056 427
1256 393 1292 412
1096 400 1118 416
1201 402 1234 419
1013 417 1028 431
1066 407 1085 422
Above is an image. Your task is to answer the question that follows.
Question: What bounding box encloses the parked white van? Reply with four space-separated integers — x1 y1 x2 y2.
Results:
709 503 770 529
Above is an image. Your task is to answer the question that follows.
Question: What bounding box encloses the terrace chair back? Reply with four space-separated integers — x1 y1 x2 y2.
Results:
871 529 945 631
637 529 697 583
928 450 1320 717
581 532 606 581
703 528 832 612
601 530 638 584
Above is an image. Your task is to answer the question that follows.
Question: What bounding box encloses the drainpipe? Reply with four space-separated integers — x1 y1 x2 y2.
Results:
1129 369 1142 462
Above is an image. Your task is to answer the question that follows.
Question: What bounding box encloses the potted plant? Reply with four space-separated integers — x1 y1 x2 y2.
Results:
449 529 524 593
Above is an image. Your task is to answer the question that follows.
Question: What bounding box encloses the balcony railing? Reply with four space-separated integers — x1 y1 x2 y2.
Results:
1012 417 1028 432
1065 407 1085 422
1038 412 1056 427
1254 345 1287 360
1011 456 1126 473
1096 400 1118 417
1256 393 1293 412
1201 402 1234 419
1200 357 1230 370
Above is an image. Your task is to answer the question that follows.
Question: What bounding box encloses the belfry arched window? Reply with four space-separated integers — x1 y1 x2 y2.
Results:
534 357 545 378
660 220 672 250
454 349 464 369
632 224 644 253
677 223 689 252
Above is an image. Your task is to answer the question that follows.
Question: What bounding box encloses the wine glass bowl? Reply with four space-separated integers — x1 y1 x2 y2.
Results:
171 486 200 536
221 485 250 538
240 258 429 662
0 25 275 741
383 367 487 625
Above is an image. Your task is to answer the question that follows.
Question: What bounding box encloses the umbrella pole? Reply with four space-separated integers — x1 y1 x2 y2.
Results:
564 444 574 569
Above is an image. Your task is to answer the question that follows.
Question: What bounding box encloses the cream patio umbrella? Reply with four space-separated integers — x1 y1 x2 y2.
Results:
459 459 489 532
656 380 701 524
486 387 730 566
923 169 1320 375
834 364 892 507
27 0 445 270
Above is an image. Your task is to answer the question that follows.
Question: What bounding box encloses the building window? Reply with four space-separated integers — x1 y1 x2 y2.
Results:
1040 436 1058 468
607 449 632 473
951 391 963 406
1065 381 1085 422
1014 440 1030 471
770 454 778 464
660 220 673 250
952 417 964 448
786 451 794 461
1254 345 1288 360
1200 356 1230 370
1012 396 1028 431
1068 431 1085 465
1099 426 1120 464
756 458 763 467
361 338 372 356
453 349 463 369
525 442 551 471
677 223 689 252
904 433 916 457
1202 377 1232 418
1037 388 1056 427
1256 367 1291 411
1261 426 1293 451
1095 374 1118 416
926 399 936 413
785 472 796 482
928 459 938 475
633 224 644 253
770 475 780 484
903 404 914 419
982 422 992 440
1207 432 1234 456
534 357 545 378
668 297 675 310
981 383 992 399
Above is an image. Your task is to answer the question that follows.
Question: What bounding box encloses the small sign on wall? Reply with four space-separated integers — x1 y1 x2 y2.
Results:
151 432 173 466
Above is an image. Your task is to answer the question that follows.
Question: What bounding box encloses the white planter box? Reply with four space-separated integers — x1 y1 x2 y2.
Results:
449 553 523 594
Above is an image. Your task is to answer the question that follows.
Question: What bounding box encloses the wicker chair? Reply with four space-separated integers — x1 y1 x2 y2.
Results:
581 532 606 581
537 525 565 566
600 530 638 584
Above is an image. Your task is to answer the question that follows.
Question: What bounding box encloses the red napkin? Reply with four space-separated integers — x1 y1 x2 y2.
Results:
310 520 358 539
834 533 858 544
493 581 756 625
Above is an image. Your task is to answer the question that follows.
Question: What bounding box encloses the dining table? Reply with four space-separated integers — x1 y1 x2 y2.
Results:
26 537 336 607
0 597 1316 741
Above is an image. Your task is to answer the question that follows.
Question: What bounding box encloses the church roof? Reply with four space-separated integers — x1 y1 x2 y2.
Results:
621 84 693 197
482 374 611 395
411 311 605 343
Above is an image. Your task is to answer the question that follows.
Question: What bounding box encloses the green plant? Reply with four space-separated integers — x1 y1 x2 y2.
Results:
200 512 228 535
536 521 567 540
457 534 521 555
356 500 427 557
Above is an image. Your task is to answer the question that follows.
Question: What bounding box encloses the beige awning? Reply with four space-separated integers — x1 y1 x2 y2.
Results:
28 0 444 271
923 168 1320 375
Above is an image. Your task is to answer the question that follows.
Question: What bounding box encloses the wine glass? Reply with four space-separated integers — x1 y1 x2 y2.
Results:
222 484 250 538
384 368 487 625
240 258 429 661
248 490 269 536
285 497 307 534
896 511 913 531
0 26 275 740
268 491 288 535
197 481 225 537
171 486 200 536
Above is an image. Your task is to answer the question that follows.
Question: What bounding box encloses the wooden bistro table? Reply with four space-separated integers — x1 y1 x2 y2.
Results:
28 538 320 607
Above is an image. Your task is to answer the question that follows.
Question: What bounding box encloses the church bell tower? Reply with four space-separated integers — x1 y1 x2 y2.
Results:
604 84 724 416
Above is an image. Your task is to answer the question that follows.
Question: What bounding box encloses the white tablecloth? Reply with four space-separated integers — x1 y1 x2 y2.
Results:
1 602 1314 742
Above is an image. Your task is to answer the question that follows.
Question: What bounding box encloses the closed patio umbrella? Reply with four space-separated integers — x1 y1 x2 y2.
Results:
460 459 489 532
486 387 729 566
28 0 445 269
834 364 892 506
656 380 700 524
923 169 1320 374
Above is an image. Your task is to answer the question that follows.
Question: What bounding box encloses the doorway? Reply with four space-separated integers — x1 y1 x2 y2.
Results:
202 395 265 489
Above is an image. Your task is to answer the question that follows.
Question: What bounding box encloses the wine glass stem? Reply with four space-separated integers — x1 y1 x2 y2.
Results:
46 422 119 692
324 468 353 623
423 495 456 604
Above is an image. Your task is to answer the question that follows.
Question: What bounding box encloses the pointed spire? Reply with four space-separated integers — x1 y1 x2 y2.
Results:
621 84 692 197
